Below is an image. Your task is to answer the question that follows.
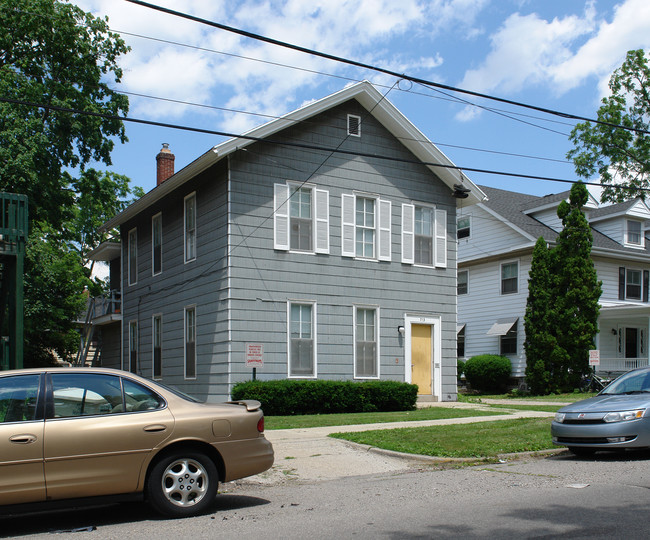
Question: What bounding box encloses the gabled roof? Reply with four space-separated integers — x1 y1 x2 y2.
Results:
101 81 486 232
477 185 650 260
590 198 650 222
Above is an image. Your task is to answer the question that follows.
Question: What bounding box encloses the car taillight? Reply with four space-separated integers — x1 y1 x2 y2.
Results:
257 416 265 433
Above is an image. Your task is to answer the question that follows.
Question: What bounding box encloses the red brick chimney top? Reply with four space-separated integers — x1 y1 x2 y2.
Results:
156 143 175 185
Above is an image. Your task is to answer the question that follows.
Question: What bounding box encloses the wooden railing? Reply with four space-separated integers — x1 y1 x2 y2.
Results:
596 357 650 374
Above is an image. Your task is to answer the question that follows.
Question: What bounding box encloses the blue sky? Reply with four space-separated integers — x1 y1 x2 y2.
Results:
74 0 650 200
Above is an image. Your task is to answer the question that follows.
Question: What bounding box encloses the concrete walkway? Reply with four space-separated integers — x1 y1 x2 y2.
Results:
236 401 564 487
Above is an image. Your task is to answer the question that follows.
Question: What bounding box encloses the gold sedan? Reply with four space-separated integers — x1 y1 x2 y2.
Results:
0 367 274 517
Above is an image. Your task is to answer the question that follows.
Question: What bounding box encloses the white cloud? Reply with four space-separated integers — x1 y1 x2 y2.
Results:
456 0 650 120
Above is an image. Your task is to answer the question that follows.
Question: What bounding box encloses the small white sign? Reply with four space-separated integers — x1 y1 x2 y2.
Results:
589 349 600 366
246 343 264 368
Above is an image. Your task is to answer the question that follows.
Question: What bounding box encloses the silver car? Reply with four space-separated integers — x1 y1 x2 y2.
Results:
552 367 650 456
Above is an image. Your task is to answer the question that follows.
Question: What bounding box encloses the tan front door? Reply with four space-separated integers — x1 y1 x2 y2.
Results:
412 324 432 395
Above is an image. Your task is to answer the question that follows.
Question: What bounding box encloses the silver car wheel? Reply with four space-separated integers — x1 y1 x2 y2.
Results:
161 457 209 507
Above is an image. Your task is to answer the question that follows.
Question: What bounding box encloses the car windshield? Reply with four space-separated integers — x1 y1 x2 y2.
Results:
601 369 650 395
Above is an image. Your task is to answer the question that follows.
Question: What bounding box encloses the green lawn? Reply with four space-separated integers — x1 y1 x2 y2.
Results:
265 407 507 430
330 417 555 459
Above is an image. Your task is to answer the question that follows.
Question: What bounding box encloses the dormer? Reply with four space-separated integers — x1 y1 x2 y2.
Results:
521 190 598 232
589 198 650 250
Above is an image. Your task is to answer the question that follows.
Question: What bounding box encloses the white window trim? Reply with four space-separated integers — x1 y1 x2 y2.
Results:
342 193 391 261
184 305 197 380
127 228 137 286
401 203 446 268
287 300 317 379
457 215 471 239
152 313 162 380
184 192 197 263
626 219 644 248
458 269 469 295
347 114 361 137
626 268 643 300
152 212 162 277
353 305 380 380
500 260 519 295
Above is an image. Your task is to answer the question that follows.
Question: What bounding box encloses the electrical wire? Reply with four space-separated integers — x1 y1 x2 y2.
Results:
125 0 650 137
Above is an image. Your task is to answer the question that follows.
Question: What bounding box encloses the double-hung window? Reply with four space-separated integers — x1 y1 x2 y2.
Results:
401 203 446 267
152 314 162 379
355 307 378 378
619 267 650 302
128 228 137 285
342 194 391 260
289 302 315 377
152 213 162 276
184 193 196 263
458 270 468 295
501 262 518 295
500 322 517 355
627 220 643 247
274 183 329 253
457 216 470 239
185 307 196 379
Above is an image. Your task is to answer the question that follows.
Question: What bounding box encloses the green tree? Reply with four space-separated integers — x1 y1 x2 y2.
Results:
0 0 130 227
0 0 137 365
568 50 650 203
552 183 602 390
524 237 558 394
524 183 602 393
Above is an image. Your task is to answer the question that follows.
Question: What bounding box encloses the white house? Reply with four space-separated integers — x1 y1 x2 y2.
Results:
457 185 650 380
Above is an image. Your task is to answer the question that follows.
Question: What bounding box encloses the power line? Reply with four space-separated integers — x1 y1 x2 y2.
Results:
1 94 607 190
125 0 650 137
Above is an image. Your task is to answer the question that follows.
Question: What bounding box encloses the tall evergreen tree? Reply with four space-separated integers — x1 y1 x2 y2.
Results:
552 182 602 390
524 183 602 393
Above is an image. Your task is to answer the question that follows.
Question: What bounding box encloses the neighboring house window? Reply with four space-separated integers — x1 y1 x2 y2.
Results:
619 267 650 302
401 203 446 267
342 194 391 261
457 325 465 358
457 216 470 239
355 307 378 378
500 322 517 355
289 302 315 377
128 320 138 374
414 206 434 265
184 193 196 262
152 213 162 276
274 183 329 254
626 220 642 246
185 306 196 379
152 314 162 380
458 270 468 295
128 228 137 286
501 261 518 295
347 114 361 137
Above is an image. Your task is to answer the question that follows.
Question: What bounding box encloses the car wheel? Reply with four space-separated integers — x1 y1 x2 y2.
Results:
568 447 596 457
147 451 218 517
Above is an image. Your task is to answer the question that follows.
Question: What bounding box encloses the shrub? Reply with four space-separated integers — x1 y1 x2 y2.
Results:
230 379 418 416
463 354 512 393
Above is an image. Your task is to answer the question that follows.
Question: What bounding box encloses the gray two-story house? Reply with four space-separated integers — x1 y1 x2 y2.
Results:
98 81 485 402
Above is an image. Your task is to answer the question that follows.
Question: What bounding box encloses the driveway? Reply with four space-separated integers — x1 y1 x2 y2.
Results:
239 402 561 486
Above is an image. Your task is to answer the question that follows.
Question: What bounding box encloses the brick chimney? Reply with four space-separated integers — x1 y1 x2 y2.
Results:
156 143 175 185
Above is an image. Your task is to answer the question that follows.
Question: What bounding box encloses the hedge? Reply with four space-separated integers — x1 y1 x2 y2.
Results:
231 379 418 416
463 354 512 393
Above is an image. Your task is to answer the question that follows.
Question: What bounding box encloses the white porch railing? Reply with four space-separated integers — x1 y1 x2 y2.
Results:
596 357 650 374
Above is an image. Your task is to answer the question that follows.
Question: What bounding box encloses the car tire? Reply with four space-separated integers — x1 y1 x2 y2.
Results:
147 451 219 517
568 447 596 457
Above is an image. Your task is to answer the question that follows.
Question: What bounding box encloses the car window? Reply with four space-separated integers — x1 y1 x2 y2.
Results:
603 370 650 394
122 379 165 412
52 373 122 417
0 374 40 423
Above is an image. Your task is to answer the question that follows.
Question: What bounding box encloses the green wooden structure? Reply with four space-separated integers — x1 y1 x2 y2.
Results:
0 193 28 370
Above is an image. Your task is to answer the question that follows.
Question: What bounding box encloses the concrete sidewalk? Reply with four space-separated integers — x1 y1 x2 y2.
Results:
236 402 562 486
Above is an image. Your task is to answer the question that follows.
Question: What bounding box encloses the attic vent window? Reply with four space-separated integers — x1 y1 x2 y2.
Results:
347 114 361 137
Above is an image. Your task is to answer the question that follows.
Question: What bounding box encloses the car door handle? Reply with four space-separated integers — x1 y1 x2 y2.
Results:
9 434 37 444
143 424 167 433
